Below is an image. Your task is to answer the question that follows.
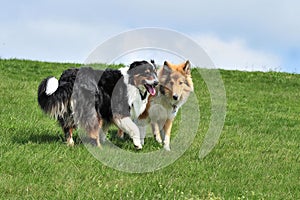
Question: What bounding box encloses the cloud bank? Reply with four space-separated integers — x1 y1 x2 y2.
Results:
194 34 282 72
0 0 299 73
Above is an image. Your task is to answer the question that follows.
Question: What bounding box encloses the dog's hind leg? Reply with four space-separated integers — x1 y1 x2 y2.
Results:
113 117 142 149
62 127 74 146
66 128 75 146
117 129 124 139
88 128 101 147
85 118 102 148
59 117 75 146
99 121 109 144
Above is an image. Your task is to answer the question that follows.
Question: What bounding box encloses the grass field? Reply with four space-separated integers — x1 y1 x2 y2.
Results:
0 59 299 199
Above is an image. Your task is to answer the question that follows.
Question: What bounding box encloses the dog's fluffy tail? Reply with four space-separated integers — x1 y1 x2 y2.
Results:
38 76 73 119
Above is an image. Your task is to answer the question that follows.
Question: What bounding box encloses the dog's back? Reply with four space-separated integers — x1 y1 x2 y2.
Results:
38 61 158 149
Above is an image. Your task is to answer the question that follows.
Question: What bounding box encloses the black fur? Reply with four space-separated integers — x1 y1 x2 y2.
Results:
37 61 158 145
37 68 79 115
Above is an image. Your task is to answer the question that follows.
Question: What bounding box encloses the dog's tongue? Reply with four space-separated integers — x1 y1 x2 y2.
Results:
146 84 156 96
149 86 156 96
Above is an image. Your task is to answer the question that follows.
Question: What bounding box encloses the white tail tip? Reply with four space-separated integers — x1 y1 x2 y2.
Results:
45 77 58 95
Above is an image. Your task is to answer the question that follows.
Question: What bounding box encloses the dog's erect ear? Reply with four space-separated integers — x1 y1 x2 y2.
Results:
163 61 172 74
150 59 157 69
183 60 191 75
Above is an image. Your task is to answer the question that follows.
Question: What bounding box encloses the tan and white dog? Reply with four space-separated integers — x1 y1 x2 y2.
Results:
119 60 194 150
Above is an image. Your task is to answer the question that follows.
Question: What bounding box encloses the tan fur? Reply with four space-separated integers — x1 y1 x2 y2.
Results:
138 95 154 120
163 119 173 138
147 60 193 150
117 60 193 150
159 60 194 93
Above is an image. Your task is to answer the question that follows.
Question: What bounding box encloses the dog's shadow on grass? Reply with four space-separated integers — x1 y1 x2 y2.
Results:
12 131 67 145
12 129 128 146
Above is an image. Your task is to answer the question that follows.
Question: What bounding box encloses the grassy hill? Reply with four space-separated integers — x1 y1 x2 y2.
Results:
0 59 299 199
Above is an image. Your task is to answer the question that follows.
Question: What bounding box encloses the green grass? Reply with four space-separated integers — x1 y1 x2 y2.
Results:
0 59 299 199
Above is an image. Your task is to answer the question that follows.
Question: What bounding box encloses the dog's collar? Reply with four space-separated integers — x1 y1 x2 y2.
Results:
139 90 148 101
171 104 178 113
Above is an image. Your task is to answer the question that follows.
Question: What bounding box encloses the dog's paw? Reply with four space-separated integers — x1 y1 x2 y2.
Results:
67 138 74 147
134 144 143 150
100 133 106 143
117 129 124 139
97 144 102 149
156 137 162 145
164 144 171 151
133 138 142 150
155 135 162 144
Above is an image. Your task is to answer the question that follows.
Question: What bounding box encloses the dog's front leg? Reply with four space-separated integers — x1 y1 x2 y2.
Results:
138 125 146 146
135 119 147 145
151 123 162 144
114 117 142 149
163 119 174 151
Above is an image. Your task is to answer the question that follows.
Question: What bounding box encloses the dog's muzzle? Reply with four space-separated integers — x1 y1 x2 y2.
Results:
144 77 159 96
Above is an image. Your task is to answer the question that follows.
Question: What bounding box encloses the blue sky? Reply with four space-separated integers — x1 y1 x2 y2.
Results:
1 0 299 73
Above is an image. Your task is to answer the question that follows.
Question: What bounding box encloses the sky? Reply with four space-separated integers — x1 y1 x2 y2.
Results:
1 0 299 73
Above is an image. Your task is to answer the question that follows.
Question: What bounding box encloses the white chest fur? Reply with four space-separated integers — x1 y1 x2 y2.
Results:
128 84 148 119
153 95 176 119
119 67 148 119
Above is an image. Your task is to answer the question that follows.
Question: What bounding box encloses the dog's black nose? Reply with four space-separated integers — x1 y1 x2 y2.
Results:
153 80 159 87
173 94 178 100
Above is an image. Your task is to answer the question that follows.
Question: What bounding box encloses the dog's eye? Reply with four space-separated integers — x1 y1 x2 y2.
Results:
179 81 184 85
170 81 174 85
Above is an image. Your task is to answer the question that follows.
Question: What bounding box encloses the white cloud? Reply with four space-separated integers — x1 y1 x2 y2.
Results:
111 49 185 67
194 34 282 72
0 19 125 62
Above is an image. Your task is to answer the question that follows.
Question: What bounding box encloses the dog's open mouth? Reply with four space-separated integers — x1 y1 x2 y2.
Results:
144 84 156 96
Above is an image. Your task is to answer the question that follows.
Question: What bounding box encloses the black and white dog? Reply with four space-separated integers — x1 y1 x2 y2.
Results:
38 61 158 149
